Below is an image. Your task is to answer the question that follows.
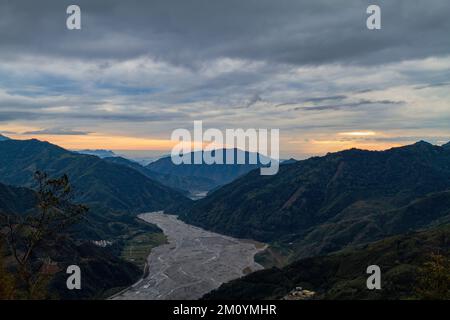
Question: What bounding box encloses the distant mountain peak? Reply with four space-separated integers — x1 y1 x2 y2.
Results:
406 140 437 152
75 149 118 158
282 158 297 165
0 134 11 141
413 140 432 146
180 139 450 248
146 148 270 191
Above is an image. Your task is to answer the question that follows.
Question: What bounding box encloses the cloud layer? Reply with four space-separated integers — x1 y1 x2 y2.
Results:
0 0 449 157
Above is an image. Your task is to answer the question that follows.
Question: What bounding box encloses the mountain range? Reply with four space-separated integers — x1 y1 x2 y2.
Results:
75 149 119 158
0 137 189 298
2 136 450 299
79 148 271 196
177 141 450 263
146 149 270 192
103 156 209 196
0 138 188 212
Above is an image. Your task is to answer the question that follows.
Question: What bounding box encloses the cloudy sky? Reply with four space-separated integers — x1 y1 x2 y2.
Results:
0 0 449 158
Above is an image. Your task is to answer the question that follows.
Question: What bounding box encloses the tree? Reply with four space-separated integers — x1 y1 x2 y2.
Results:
416 253 450 300
0 171 88 299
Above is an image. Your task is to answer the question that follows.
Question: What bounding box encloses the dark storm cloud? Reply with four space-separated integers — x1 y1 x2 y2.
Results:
1 0 450 154
414 82 450 90
372 136 450 143
304 95 348 103
1 0 449 67
0 110 188 123
335 135 450 146
244 94 264 108
295 99 404 111
276 95 348 107
23 128 91 135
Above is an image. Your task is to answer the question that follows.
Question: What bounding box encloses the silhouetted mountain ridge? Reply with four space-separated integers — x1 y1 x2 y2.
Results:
146 148 271 191
0 138 189 212
76 149 118 158
178 142 450 260
103 156 211 195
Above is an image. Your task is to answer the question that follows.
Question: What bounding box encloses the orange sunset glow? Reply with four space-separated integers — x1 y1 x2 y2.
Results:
7 133 176 151
3 128 406 158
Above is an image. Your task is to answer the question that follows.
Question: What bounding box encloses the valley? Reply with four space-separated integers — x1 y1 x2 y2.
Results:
2 137 450 300
113 212 266 300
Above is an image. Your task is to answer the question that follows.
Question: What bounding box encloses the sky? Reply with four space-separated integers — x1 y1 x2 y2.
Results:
0 0 449 159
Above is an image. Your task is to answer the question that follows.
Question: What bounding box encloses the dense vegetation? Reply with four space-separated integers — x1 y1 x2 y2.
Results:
2 137 450 300
103 156 198 195
0 137 186 299
0 178 142 299
179 142 450 262
47 241 142 299
0 139 189 212
0 234 143 299
204 224 450 300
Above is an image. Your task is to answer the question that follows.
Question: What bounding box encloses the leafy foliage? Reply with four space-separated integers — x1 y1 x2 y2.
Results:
0 172 87 299
0 174 145 300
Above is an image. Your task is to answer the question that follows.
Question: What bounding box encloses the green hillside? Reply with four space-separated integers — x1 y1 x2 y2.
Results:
204 224 450 300
103 156 208 195
0 139 189 212
0 183 36 215
179 142 450 261
0 139 189 298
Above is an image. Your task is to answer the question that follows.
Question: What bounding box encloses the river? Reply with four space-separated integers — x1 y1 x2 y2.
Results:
113 211 265 300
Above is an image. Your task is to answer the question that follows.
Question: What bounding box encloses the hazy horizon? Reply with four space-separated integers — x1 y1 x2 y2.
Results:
2 131 449 161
